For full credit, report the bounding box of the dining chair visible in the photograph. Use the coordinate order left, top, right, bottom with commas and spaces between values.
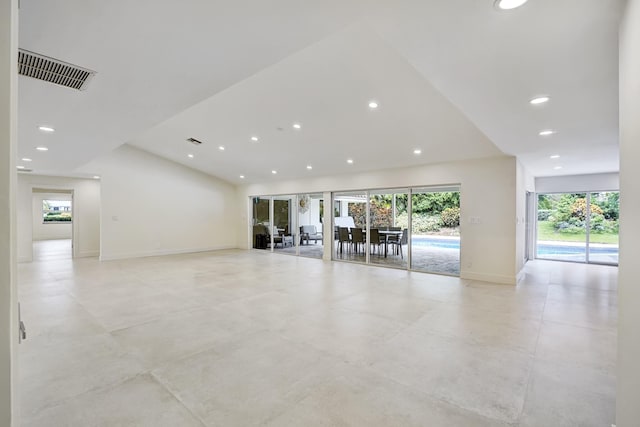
389, 228, 409, 259
351, 228, 365, 253
337, 227, 351, 254
369, 228, 382, 256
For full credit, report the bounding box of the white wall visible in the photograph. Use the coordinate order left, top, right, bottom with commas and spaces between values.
618, 1, 640, 424
31, 192, 72, 241
17, 175, 101, 262
238, 156, 519, 284
0, 0, 18, 424
86, 145, 238, 260
535, 172, 619, 194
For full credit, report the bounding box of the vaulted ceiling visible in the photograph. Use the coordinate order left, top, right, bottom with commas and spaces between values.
17, 0, 623, 183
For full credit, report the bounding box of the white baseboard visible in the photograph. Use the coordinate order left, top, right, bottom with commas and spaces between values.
99, 245, 237, 261
460, 270, 516, 285
77, 250, 99, 258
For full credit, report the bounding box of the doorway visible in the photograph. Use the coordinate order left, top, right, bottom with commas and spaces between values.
32, 188, 74, 261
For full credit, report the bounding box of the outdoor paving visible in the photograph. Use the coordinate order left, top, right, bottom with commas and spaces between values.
274, 241, 461, 276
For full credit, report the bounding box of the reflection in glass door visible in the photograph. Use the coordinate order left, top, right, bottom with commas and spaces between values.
410, 187, 460, 275
251, 197, 271, 250
588, 192, 619, 265
273, 195, 297, 255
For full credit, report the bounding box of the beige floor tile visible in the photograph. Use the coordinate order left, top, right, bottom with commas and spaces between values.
22, 374, 204, 427
367, 331, 533, 423
112, 305, 263, 368
20, 333, 146, 418
278, 307, 408, 363
264, 365, 510, 427
535, 320, 617, 372
152, 330, 343, 426
519, 359, 616, 427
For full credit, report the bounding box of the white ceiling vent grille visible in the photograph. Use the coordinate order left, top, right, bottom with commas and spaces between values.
18, 49, 96, 91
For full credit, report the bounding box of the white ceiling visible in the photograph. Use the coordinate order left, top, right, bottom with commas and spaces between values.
17, 0, 623, 183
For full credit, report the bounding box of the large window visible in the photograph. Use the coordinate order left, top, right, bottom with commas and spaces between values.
42, 200, 72, 223
536, 192, 619, 265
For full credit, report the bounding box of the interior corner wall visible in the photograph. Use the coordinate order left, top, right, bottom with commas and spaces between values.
618, 0, 640, 424
0, 0, 18, 424
515, 161, 534, 277
17, 175, 101, 262
31, 193, 72, 241
237, 156, 519, 285
90, 145, 238, 260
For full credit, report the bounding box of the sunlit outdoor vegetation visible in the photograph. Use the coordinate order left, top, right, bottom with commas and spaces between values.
537, 193, 619, 243
347, 192, 460, 235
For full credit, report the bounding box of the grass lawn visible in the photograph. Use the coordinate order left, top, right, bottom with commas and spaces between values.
537, 221, 619, 244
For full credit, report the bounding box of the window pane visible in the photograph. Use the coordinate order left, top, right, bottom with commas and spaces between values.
369, 189, 408, 269
42, 199, 72, 223
588, 192, 619, 265
333, 191, 366, 263
410, 189, 460, 275
536, 193, 587, 262
298, 193, 323, 259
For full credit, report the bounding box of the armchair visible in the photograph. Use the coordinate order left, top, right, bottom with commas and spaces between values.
300, 225, 323, 245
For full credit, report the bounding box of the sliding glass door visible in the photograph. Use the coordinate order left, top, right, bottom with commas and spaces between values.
273, 195, 297, 255
368, 189, 408, 269
297, 193, 324, 259
333, 191, 367, 264
536, 192, 618, 265
410, 187, 460, 275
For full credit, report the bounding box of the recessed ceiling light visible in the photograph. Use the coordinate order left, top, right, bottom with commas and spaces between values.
17, 165, 25, 169
271, 170, 277, 174
293, 123, 302, 130
306, 165, 312, 170
530, 96, 550, 105
414, 149, 422, 155
22, 158, 32, 162
251, 136, 259, 142
368, 101, 378, 109
187, 154, 194, 158
36, 146, 48, 151
38, 126, 55, 132
347, 159, 354, 164
218, 146, 225, 151
550, 154, 560, 159
554, 166, 563, 170
495, 0, 529, 10
93, 176, 100, 179
240, 175, 245, 179
539, 130, 556, 136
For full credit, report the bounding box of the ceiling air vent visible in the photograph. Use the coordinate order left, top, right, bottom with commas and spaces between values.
187, 137, 203, 145
17, 168, 33, 173
18, 49, 96, 91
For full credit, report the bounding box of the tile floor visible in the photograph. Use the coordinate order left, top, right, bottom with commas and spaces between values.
18, 241, 618, 426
